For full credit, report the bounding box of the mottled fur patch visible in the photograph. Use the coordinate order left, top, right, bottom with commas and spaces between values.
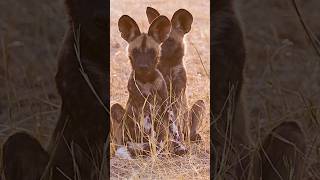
128, 33, 160, 56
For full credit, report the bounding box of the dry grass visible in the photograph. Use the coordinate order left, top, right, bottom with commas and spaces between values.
110, 0, 210, 179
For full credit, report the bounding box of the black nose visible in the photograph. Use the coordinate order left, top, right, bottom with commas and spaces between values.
137, 65, 149, 72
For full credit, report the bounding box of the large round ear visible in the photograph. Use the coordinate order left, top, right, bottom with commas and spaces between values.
148, 15, 171, 44
171, 9, 193, 34
146, 7, 160, 24
118, 15, 141, 42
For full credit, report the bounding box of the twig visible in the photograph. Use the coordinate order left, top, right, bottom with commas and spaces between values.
189, 40, 209, 78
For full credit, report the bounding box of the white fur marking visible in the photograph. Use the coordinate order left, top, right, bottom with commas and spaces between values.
171, 123, 179, 136
144, 115, 152, 134
115, 146, 132, 160
176, 143, 186, 151
157, 140, 165, 155
168, 110, 181, 141
168, 110, 175, 121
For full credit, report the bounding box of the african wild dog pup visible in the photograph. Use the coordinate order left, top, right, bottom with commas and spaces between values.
111, 14, 187, 157
146, 7, 205, 143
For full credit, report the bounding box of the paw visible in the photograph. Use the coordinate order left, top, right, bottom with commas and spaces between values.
127, 142, 151, 157
190, 133, 202, 143
172, 143, 188, 156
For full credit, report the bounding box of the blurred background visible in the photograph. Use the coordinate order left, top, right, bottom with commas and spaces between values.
0, 0, 66, 146
237, 0, 320, 178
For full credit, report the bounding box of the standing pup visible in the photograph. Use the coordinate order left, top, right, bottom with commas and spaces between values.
111, 14, 187, 157
146, 7, 205, 143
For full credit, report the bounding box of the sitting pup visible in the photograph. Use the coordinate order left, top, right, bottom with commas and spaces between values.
146, 7, 205, 143
111, 14, 187, 157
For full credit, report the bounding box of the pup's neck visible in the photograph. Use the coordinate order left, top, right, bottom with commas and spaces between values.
133, 69, 158, 84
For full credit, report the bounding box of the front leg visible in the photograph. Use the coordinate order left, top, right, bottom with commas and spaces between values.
157, 78, 187, 156
142, 112, 156, 144
143, 114, 152, 136
168, 108, 187, 156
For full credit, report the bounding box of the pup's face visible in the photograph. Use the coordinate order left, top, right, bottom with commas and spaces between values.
118, 15, 171, 76
127, 34, 160, 76
146, 7, 193, 60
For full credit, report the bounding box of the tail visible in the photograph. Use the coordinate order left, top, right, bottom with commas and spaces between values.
182, 99, 205, 142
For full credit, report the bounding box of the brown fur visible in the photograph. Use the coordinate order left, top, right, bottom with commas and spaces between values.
2, 0, 108, 179
111, 15, 187, 156
146, 7, 205, 143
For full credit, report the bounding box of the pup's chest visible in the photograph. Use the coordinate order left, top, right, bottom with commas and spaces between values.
160, 65, 185, 86
135, 76, 164, 98
138, 82, 156, 97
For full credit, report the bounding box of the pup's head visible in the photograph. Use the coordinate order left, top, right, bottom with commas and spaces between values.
146, 7, 193, 61
118, 15, 171, 76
